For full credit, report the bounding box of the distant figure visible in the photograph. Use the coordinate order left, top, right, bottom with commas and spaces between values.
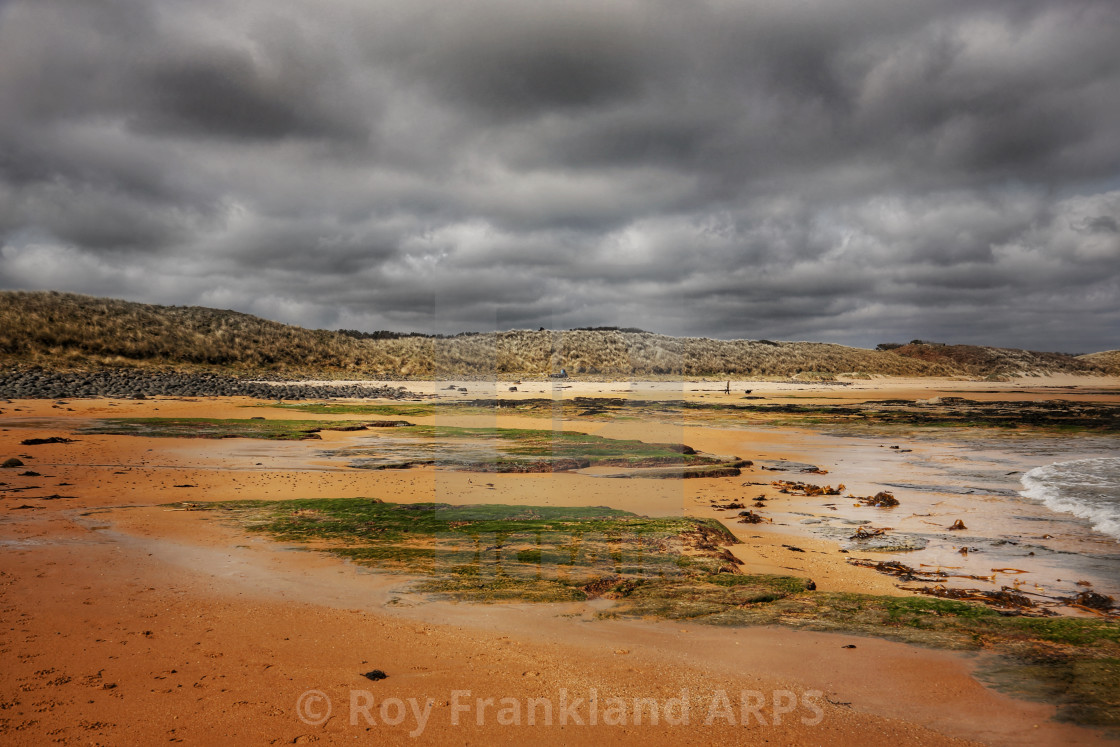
549, 369, 568, 379
725, 380, 730, 394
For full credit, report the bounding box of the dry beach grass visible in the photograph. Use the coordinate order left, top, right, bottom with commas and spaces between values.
3, 290, 1116, 378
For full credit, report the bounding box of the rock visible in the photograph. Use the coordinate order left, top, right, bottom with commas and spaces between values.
0, 368, 425, 401
2, 458, 25, 469
362, 669, 388, 681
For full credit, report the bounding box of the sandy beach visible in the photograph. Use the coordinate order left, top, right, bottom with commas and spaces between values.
5, 0, 1120, 741
1, 376, 1118, 744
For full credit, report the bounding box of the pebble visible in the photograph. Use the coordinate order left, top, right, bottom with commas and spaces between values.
0, 369, 420, 401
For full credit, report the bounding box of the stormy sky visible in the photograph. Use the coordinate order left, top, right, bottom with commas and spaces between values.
1, 0, 1118, 351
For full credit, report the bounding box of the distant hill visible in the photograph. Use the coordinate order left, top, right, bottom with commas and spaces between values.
885, 342, 1107, 377
1078, 350, 1120, 376
0, 291, 1112, 379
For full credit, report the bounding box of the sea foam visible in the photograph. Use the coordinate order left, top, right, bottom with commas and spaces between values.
1021, 457, 1120, 540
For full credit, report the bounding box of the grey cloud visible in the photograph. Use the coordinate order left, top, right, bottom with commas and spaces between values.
1084, 216, 1119, 234
1, 0, 1119, 351
404, 9, 653, 118
134, 51, 354, 142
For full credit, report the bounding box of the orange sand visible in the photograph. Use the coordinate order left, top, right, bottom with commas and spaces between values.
1, 381, 1117, 744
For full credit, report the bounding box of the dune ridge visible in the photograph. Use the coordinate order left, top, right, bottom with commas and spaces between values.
1, 290, 1114, 378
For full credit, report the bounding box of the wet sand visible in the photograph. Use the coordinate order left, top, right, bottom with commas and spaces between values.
1, 377, 1118, 744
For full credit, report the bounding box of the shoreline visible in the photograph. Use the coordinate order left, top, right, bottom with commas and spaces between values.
2, 378, 1118, 742
4, 385, 1118, 601
3, 499, 1085, 745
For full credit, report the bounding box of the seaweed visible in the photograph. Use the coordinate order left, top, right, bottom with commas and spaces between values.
274, 396, 1120, 434
212, 498, 746, 604
201, 497, 1120, 728
78, 417, 370, 440
854, 491, 900, 507
771, 480, 845, 496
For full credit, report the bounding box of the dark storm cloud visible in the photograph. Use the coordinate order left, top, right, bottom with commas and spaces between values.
1, 0, 1119, 351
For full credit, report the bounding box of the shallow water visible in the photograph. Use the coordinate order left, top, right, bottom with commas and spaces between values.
774, 428, 1120, 602
1021, 457, 1120, 540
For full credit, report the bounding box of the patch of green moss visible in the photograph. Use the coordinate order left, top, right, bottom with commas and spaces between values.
276, 397, 1120, 434
978, 654, 1120, 729
83, 416, 734, 475
205, 497, 1120, 729
214, 498, 741, 604
271, 402, 441, 417
351, 424, 712, 464
79, 417, 365, 440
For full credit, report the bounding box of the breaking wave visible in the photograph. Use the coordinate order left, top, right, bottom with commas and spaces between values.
1020, 457, 1120, 540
